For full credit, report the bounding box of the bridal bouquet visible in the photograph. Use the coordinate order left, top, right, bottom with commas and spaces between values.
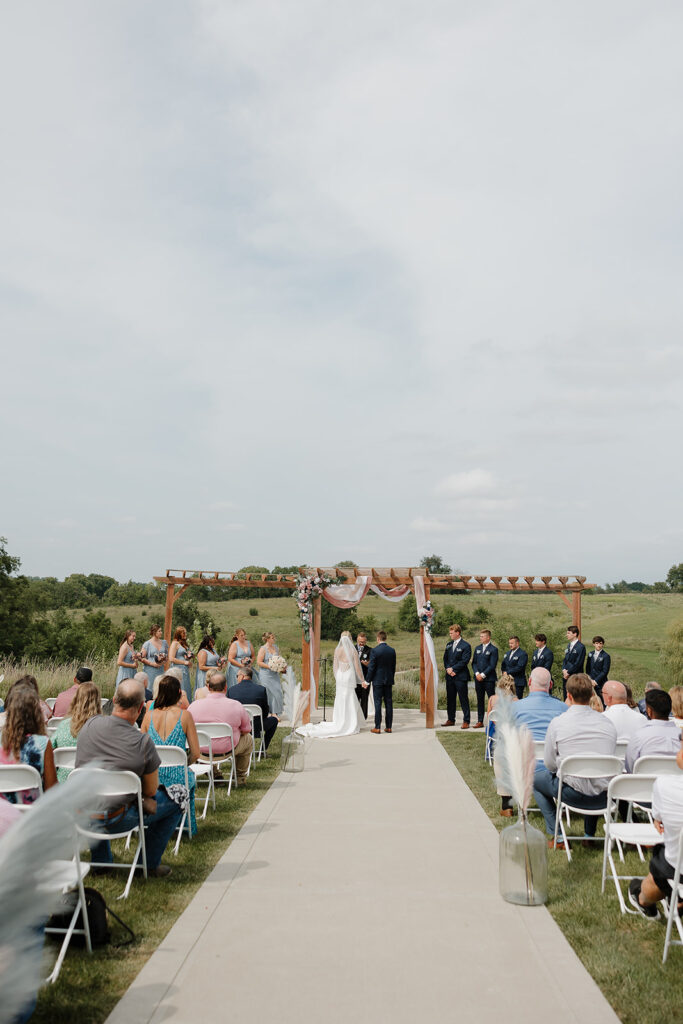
268, 655, 287, 674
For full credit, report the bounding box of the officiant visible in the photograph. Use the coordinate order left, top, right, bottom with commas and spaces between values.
355, 632, 372, 719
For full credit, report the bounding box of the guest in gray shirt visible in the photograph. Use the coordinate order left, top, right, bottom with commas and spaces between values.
625, 689, 681, 772
533, 673, 617, 843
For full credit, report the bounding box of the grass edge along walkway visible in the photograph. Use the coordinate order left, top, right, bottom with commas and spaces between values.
438, 731, 683, 1024
30, 730, 286, 1024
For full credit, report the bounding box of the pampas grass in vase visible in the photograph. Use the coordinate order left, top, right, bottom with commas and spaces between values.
493, 696, 548, 906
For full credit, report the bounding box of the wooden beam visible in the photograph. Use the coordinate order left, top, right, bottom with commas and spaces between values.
163, 584, 174, 650
572, 590, 582, 633
557, 592, 573, 612
312, 595, 322, 709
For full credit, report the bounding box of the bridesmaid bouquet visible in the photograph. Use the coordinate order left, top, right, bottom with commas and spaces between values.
269, 655, 287, 674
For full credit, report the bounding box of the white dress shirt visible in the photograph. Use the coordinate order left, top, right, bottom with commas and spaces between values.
603, 703, 648, 742
625, 719, 682, 772
544, 704, 617, 795
652, 775, 683, 868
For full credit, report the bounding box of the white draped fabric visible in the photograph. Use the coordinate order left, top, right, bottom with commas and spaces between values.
369, 584, 410, 602
414, 576, 439, 710
323, 576, 372, 608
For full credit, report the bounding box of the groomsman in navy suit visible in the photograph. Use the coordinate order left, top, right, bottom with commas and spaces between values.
501, 636, 529, 700
586, 635, 611, 706
471, 629, 498, 727
531, 633, 554, 691
441, 623, 472, 729
561, 625, 586, 698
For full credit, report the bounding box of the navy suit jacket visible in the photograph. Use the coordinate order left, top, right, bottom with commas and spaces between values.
366, 643, 396, 686
562, 641, 586, 676
228, 679, 273, 734
501, 647, 528, 682
586, 650, 610, 687
443, 638, 471, 682
531, 647, 554, 673
472, 643, 498, 683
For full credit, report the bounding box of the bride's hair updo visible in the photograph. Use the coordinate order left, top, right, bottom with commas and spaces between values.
340, 630, 352, 639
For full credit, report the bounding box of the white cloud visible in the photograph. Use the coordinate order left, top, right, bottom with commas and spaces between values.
410, 518, 452, 533
435, 469, 496, 498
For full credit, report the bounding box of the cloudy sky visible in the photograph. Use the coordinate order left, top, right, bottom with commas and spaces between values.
2, 1, 682, 585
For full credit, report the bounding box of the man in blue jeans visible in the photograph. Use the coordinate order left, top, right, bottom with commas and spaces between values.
76, 678, 181, 877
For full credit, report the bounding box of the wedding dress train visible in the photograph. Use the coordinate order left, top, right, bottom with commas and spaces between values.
297, 635, 364, 739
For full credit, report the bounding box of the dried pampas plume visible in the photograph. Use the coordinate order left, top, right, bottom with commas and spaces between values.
492, 695, 536, 813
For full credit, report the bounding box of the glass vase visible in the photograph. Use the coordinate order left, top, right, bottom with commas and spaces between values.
499, 810, 548, 906
281, 731, 306, 773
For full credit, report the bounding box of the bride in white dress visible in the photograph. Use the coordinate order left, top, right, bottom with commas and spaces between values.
297, 632, 364, 738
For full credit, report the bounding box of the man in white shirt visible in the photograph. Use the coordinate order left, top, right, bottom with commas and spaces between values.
602, 680, 647, 741
625, 689, 681, 772
533, 673, 617, 847
628, 735, 683, 919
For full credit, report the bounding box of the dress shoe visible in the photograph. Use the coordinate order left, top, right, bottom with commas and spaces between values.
500, 808, 513, 817
371, 728, 381, 734
384, 728, 392, 733
149, 865, 172, 878
547, 839, 565, 851
441, 720, 455, 727
473, 721, 484, 729
460, 722, 470, 730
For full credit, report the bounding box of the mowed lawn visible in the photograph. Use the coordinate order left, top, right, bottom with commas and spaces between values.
91, 591, 683, 694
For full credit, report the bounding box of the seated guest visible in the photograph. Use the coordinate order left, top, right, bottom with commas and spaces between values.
228, 668, 279, 750
514, 667, 566, 741
0, 676, 52, 725
134, 671, 154, 726
142, 675, 200, 837
669, 685, 683, 729
532, 673, 617, 848
0, 683, 57, 803
75, 678, 181, 877
623, 682, 638, 709
158, 667, 190, 709
188, 673, 253, 784
488, 674, 517, 818
193, 667, 220, 702
588, 686, 604, 713
54, 666, 93, 718
51, 682, 102, 782
625, 689, 681, 772
602, 680, 647, 741
628, 734, 683, 919
638, 681, 662, 716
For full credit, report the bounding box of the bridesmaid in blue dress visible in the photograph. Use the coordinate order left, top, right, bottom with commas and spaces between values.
195, 635, 224, 691
227, 629, 255, 690
168, 626, 194, 702
140, 624, 168, 691
115, 629, 139, 688
141, 675, 200, 837
256, 631, 285, 715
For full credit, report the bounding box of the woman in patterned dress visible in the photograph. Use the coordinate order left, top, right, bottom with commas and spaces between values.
141, 675, 200, 836
0, 683, 57, 803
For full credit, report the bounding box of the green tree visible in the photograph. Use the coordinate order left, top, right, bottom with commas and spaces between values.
335, 560, 358, 569
419, 554, 452, 574
398, 594, 419, 632
320, 601, 357, 640
0, 538, 34, 657
666, 564, 683, 591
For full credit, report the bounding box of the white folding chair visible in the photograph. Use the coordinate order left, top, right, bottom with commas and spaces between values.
615, 739, 629, 765
53, 747, 77, 774
68, 767, 147, 900
42, 839, 92, 983
45, 697, 57, 712
244, 704, 266, 764
155, 745, 192, 854
601, 774, 660, 912
190, 730, 215, 819
0, 763, 43, 809
634, 755, 682, 776
553, 754, 624, 861
47, 717, 65, 737
193, 722, 237, 796
533, 739, 545, 762
484, 709, 497, 765
663, 826, 683, 963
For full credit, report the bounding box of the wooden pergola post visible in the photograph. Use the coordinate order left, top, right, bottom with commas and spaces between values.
572, 590, 582, 634
312, 594, 322, 709
424, 583, 434, 729
163, 584, 174, 647
419, 628, 426, 713
301, 627, 311, 725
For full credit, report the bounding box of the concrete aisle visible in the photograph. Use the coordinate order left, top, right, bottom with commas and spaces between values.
105, 710, 619, 1024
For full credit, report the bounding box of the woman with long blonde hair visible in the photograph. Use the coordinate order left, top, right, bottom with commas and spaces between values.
50, 682, 102, 782
0, 683, 57, 802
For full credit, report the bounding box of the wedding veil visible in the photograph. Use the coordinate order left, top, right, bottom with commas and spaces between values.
334, 632, 365, 686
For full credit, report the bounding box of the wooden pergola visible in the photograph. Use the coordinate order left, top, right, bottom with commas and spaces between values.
154, 568, 595, 728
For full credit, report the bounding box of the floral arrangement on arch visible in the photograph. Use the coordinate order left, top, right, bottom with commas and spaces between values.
268, 654, 288, 674
294, 571, 343, 641
419, 601, 435, 636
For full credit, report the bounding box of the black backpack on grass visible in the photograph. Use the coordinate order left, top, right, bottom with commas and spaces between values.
48, 886, 135, 948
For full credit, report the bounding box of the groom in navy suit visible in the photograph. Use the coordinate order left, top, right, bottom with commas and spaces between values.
366, 630, 396, 733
